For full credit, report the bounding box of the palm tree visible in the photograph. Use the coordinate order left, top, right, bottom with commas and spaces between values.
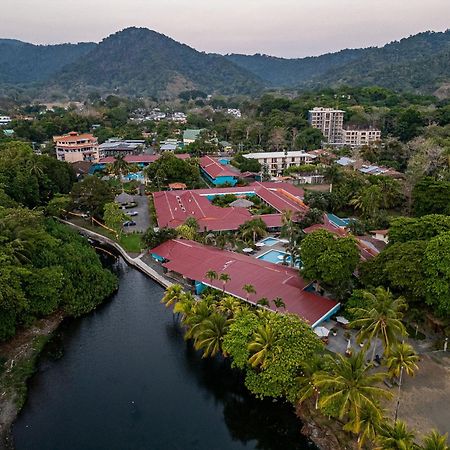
348, 406, 384, 449
350, 287, 408, 361
184, 301, 212, 341
219, 273, 231, 294
314, 351, 392, 431
420, 430, 449, 450
248, 323, 277, 369
110, 154, 130, 191
323, 164, 342, 193
205, 270, 218, 286
350, 185, 383, 218
217, 296, 242, 318
257, 297, 270, 307
238, 218, 267, 244
272, 297, 286, 309
375, 420, 416, 450
161, 284, 185, 308
296, 354, 323, 409
386, 343, 419, 423
194, 313, 230, 358
242, 284, 256, 302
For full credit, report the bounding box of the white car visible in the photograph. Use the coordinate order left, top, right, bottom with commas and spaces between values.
128, 211, 139, 217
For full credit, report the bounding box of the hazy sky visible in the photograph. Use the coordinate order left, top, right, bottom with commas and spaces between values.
1, 0, 449, 58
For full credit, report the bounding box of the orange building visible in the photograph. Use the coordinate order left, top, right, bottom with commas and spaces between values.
54, 131, 100, 163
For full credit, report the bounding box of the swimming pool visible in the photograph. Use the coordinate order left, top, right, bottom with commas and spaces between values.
257, 249, 302, 268
124, 171, 145, 182
259, 237, 281, 246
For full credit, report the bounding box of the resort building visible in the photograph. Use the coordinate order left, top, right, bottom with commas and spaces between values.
54, 132, 100, 163
95, 153, 190, 170
342, 128, 381, 148
199, 156, 240, 186
243, 151, 317, 177
150, 239, 340, 327
152, 182, 308, 232
0, 116, 11, 126
99, 139, 146, 158
308, 107, 344, 146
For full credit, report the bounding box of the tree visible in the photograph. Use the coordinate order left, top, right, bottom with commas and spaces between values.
388, 215, 450, 245
257, 297, 270, 307
300, 230, 359, 296
412, 178, 450, 216
296, 354, 323, 408
205, 270, 218, 286
295, 127, 324, 150
103, 202, 129, 236
350, 185, 383, 218
420, 430, 449, 450
194, 313, 230, 358
161, 284, 185, 308
238, 218, 267, 244
109, 154, 131, 191
242, 284, 256, 301
248, 324, 277, 369
314, 352, 391, 434
219, 273, 231, 293
142, 227, 177, 249
45, 194, 71, 218
70, 176, 114, 218
272, 297, 286, 309
375, 420, 416, 450
350, 287, 407, 360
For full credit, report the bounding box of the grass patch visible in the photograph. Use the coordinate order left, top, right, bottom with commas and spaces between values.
119, 233, 143, 253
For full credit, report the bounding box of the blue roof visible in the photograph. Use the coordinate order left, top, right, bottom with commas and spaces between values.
327, 213, 350, 228
336, 157, 356, 166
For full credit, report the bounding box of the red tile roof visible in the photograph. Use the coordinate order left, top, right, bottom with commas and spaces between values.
153, 182, 308, 232
199, 156, 238, 179
151, 239, 339, 326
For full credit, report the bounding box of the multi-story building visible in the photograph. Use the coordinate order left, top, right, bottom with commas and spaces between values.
244, 151, 316, 176
308, 108, 344, 146
99, 138, 145, 158
54, 132, 100, 163
0, 116, 11, 126
342, 128, 381, 148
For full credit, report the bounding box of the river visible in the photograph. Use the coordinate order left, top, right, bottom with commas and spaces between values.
12, 258, 317, 450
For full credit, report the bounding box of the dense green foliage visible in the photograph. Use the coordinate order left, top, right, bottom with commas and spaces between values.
0, 209, 117, 341
70, 176, 114, 218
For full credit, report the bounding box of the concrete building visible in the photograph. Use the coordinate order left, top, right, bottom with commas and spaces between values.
99, 138, 146, 158
342, 128, 381, 148
199, 156, 240, 186
243, 151, 316, 176
54, 131, 99, 163
0, 116, 11, 126
308, 108, 344, 146
183, 129, 204, 145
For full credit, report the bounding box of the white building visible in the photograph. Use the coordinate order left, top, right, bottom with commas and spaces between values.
342, 128, 381, 148
171, 112, 187, 123
54, 132, 100, 163
226, 108, 242, 119
244, 151, 316, 176
0, 116, 12, 126
308, 108, 344, 146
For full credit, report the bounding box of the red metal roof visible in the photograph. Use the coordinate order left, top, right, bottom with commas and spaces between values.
199, 156, 239, 179
151, 239, 339, 326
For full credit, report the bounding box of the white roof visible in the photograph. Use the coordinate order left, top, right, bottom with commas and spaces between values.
243, 151, 317, 160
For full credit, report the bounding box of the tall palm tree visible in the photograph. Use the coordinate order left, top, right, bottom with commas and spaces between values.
420, 430, 449, 450
386, 343, 419, 423
323, 164, 342, 193
205, 270, 218, 286
348, 406, 384, 449
238, 218, 267, 244
110, 154, 130, 191
257, 297, 270, 307
217, 296, 243, 318
161, 284, 185, 308
375, 420, 416, 450
248, 323, 277, 369
242, 284, 256, 302
219, 273, 231, 294
296, 354, 323, 409
272, 297, 286, 309
314, 351, 392, 431
184, 301, 212, 341
194, 313, 230, 358
350, 287, 408, 360
350, 185, 383, 218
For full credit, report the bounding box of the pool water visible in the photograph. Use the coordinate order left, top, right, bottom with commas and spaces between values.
124, 171, 145, 182
259, 237, 280, 246
257, 250, 302, 268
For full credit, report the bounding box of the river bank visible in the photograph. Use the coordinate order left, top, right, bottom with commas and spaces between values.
0, 312, 64, 449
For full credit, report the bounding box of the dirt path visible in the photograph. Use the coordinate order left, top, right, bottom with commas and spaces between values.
0, 313, 64, 449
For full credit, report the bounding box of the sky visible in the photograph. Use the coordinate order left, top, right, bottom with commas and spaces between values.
1, 0, 449, 58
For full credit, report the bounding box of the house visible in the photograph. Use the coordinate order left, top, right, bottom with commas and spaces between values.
183, 129, 204, 145
0, 116, 12, 126
99, 139, 146, 158
199, 156, 240, 186
370, 229, 389, 244
150, 239, 340, 327
95, 153, 190, 171
243, 151, 317, 176
54, 131, 100, 163
219, 141, 233, 152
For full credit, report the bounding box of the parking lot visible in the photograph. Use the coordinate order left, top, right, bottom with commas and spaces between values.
123, 195, 150, 234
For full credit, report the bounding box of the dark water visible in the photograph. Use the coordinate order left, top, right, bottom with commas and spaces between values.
13, 259, 317, 450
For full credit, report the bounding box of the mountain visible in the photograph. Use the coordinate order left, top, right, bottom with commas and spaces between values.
226, 30, 450, 94
0, 28, 449, 98
0, 40, 96, 84
52, 27, 265, 97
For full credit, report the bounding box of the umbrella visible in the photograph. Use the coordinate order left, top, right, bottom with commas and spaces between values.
242, 248, 254, 253
277, 255, 285, 260
314, 326, 330, 337
346, 338, 351, 351
336, 316, 350, 325
278, 238, 289, 243
255, 242, 265, 247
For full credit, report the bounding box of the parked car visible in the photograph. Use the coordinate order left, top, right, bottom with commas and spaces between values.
123, 220, 137, 227
128, 211, 139, 217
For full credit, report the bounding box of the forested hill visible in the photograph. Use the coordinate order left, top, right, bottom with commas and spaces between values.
53, 27, 265, 98
226, 30, 450, 94
0, 39, 95, 84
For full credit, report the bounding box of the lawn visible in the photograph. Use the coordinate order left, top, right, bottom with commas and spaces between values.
119, 233, 144, 253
